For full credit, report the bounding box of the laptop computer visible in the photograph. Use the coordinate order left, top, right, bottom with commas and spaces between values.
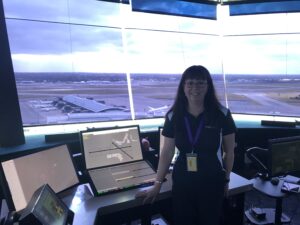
79, 125, 157, 196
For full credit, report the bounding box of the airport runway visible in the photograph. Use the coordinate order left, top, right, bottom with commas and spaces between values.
16, 75, 300, 125
241, 93, 299, 112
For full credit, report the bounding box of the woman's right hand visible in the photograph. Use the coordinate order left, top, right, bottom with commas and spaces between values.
135, 182, 162, 204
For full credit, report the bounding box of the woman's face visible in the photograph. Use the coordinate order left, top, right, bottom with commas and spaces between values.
183, 78, 208, 105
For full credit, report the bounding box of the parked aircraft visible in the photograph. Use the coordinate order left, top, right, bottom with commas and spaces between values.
147, 105, 169, 113
146, 105, 169, 117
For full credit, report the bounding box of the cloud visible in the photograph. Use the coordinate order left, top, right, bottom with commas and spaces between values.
3, 0, 69, 22
4, 0, 300, 74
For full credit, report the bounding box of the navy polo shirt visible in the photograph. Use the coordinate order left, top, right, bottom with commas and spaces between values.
162, 106, 236, 175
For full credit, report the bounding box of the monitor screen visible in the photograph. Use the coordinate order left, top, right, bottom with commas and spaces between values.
0, 144, 79, 211
131, 0, 217, 20
268, 136, 300, 177
159, 127, 179, 164
33, 184, 69, 225
80, 126, 143, 170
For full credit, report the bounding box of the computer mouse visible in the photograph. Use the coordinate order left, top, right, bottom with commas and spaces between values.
271, 177, 280, 185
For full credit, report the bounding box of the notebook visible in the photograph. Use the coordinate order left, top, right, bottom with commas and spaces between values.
284, 175, 300, 184
80, 125, 157, 196
281, 181, 300, 193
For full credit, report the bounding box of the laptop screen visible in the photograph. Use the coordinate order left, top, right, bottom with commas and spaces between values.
0, 144, 79, 211
81, 126, 143, 170
88, 160, 156, 195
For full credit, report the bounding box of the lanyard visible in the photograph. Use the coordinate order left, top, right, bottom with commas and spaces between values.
184, 114, 205, 153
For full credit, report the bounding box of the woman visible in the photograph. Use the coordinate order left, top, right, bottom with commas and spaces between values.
136, 65, 236, 225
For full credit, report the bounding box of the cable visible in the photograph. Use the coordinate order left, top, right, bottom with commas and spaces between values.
245, 147, 269, 177
245, 146, 268, 152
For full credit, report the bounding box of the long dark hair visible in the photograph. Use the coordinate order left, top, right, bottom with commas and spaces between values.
167, 65, 222, 122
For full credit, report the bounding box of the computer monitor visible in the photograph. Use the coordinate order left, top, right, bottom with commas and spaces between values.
159, 127, 179, 165
268, 135, 300, 177
0, 144, 79, 211
18, 184, 74, 225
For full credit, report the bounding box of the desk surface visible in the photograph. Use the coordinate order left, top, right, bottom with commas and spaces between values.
252, 177, 287, 198
67, 172, 252, 225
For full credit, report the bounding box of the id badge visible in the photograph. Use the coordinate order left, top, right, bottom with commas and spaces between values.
186, 153, 198, 172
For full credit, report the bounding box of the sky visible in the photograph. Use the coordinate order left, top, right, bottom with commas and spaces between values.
3, 0, 300, 75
